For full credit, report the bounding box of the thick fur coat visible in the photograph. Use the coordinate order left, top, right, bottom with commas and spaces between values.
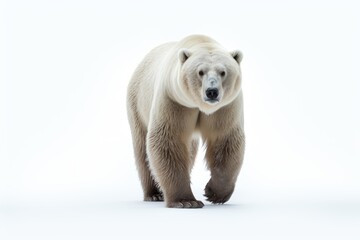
127, 35, 245, 208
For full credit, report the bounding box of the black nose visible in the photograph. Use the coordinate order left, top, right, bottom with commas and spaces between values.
206, 88, 219, 100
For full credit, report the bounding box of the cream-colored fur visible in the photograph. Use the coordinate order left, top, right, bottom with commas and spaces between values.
127, 35, 245, 208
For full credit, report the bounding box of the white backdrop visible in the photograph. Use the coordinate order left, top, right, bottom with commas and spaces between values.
1, 0, 360, 239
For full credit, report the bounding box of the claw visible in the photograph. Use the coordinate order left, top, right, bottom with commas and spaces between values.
167, 200, 204, 208
144, 193, 164, 202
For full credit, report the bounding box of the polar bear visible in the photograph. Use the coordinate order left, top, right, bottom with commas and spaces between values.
127, 35, 245, 208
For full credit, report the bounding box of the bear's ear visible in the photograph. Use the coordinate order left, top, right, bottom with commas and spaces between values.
178, 48, 192, 64
231, 50, 243, 64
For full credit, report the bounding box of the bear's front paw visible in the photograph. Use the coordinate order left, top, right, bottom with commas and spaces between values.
204, 180, 234, 204
144, 193, 164, 202
167, 200, 204, 208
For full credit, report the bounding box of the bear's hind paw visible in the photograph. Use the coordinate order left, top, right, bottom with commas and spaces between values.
144, 193, 164, 202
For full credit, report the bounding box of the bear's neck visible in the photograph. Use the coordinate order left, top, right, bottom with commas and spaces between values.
165, 64, 197, 109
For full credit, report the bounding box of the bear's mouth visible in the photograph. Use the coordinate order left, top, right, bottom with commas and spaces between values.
204, 98, 220, 104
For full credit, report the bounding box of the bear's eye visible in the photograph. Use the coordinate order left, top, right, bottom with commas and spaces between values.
220, 71, 226, 77
198, 70, 204, 77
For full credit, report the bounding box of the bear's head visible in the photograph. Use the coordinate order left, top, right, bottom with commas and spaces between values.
178, 48, 243, 114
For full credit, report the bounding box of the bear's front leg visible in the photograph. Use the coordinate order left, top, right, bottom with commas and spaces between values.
146, 108, 203, 208
204, 126, 245, 204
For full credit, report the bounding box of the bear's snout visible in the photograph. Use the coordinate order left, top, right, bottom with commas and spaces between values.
205, 88, 219, 101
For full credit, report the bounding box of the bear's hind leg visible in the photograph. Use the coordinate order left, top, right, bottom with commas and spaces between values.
133, 126, 163, 201
128, 109, 163, 201
189, 138, 199, 169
